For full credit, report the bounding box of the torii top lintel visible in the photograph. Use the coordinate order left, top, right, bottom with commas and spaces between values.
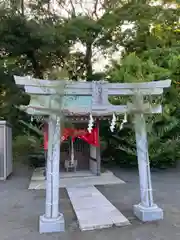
14, 76, 171, 116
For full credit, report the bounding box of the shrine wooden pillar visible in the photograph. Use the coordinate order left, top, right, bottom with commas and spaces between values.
89, 120, 101, 175
96, 119, 101, 176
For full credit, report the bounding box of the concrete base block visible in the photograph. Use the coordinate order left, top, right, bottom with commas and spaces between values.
133, 204, 163, 222
39, 213, 65, 233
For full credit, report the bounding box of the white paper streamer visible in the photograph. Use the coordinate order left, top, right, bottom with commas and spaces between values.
110, 113, 116, 132
88, 114, 94, 133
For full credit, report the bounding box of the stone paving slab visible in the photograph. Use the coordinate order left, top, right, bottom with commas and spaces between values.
66, 186, 130, 231
29, 170, 125, 189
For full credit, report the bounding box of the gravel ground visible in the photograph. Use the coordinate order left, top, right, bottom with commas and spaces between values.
1, 163, 180, 240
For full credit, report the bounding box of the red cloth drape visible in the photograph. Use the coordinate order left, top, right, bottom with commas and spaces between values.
43, 125, 99, 149
77, 128, 99, 147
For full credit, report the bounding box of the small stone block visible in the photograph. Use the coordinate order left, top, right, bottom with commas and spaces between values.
39, 214, 65, 233
133, 204, 163, 222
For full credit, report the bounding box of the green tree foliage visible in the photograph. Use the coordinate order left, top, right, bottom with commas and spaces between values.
100, 1, 180, 169
0, 3, 71, 138
103, 50, 180, 169
108, 53, 170, 83
0, 14, 71, 78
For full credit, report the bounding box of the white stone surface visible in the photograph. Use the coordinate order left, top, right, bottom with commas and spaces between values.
31, 167, 45, 181
31, 168, 115, 181
29, 168, 125, 189
67, 186, 130, 231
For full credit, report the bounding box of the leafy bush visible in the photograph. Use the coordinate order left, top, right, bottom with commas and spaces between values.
102, 116, 180, 169
13, 134, 45, 167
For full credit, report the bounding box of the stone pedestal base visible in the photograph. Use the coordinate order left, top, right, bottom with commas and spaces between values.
39, 214, 65, 233
133, 204, 163, 222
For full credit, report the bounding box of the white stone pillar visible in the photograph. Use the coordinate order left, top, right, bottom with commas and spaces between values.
51, 116, 61, 218
39, 115, 65, 233
45, 117, 53, 218
133, 113, 163, 222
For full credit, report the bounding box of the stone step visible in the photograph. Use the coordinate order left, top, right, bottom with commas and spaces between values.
31, 168, 114, 181
29, 174, 125, 189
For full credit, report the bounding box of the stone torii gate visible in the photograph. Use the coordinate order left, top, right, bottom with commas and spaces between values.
14, 76, 171, 233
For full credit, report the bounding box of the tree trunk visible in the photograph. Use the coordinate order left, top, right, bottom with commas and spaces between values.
26, 51, 44, 79
47, 0, 51, 12
21, 0, 24, 16
84, 43, 93, 81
